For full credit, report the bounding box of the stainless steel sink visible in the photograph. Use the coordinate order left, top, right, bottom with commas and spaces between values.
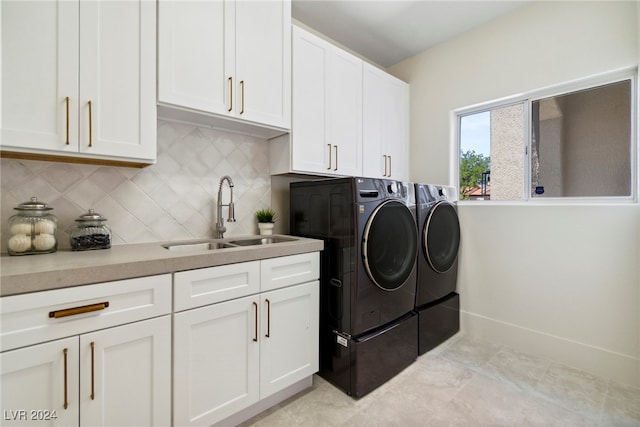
163, 236, 298, 252
228, 236, 296, 246
163, 241, 236, 252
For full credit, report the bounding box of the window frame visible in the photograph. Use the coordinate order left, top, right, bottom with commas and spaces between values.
452, 67, 638, 204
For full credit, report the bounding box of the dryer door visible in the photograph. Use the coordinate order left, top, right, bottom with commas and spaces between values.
424, 202, 460, 273
362, 200, 417, 291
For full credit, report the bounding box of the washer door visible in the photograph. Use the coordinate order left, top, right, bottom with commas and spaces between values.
424, 202, 460, 273
363, 200, 417, 291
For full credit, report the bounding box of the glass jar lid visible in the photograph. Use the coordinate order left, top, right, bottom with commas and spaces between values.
75, 209, 107, 223
14, 197, 53, 211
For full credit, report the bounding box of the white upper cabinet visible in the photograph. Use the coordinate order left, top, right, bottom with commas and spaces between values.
325, 46, 363, 177
235, 0, 291, 129
0, 0, 157, 164
362, 63, 410, 181
78, 1, 157, 161
158, 0, 291, 136
270, 25, 362, 176
0, 1, 78, 154
157, 1, 229, 117
286, 27, 328, 174
271, 25, 409, 179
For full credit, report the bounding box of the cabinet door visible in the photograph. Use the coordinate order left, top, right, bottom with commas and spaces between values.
385, 76, 410, 181
0, 0, 79, 153
235, 0, 290, 128
363, 64, 410, 180
362, 64, 387, 178
79, 0, 156, 161
0, 337, 79, 427
291, 26, 330, 174
173, 296, 259, 427
80, 316, 171, 427
157, 0, 232, 117
291, 26, 362, 176
260, 281, 319, 398
327, 48, 363, 177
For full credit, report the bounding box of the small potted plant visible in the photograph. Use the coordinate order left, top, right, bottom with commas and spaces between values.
255, 208, 277, 235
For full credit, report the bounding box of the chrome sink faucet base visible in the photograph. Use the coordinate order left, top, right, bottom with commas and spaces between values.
215, 176, 236, 238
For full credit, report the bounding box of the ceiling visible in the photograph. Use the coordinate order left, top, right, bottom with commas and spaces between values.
292, 0, 534, 68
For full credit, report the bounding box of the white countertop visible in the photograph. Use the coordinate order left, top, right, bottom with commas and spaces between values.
0, 235, 324, 296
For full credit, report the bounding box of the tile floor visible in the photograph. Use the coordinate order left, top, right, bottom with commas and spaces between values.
242, 333, 640, 427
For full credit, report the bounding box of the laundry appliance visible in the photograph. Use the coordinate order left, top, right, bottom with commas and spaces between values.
414, 184, 461, 354
290, 177, 418, 397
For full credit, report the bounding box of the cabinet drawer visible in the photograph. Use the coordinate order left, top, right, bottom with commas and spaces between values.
173, 261, 260, 311
0, 275, 171, 352
260, 252, 320, 292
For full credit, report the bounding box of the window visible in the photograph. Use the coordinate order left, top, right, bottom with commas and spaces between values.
460, 104, 525, 201
457, 72, 635, 202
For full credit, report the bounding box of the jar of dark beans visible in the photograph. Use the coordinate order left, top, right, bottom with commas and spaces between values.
69, 209, 111, 251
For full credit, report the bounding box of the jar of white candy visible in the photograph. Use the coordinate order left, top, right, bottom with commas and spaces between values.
7, 197, 58, 255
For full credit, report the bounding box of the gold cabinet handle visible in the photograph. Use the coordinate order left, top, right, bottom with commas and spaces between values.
87, 100, 93, 147
63, 348, 69, 409
334, 145, 338, 171
228, 77, 233, 112
252, 301, 258, 342
388, 155, 392, 177
327, 144, 332, 170
240, 80, 245, 114
265, 299, 271, 338
383, 155, 388, 176
65, 97, 70, 145
90, 342, 95, 400
49, 302, 110, 319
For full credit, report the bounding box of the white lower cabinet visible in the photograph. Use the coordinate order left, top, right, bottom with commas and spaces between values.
0, 316, 171, 427
80, 317, 171, 427
259, 282, 319, 398
173, 295, 259, 427
1, 337, 79, 427
0, 253, 319, 427
173, 253, 320, 427
0, 275, 172, 427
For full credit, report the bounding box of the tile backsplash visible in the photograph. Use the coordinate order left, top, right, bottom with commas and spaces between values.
0, 120, 273, 252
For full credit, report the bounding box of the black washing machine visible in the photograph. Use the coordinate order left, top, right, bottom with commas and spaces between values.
415, 184, 461, 354
290, 177, 418, 398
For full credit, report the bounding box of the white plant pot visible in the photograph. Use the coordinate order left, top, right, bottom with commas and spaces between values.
258, 222, 274, 235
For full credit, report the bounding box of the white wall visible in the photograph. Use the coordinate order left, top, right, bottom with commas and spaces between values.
390, 1, 640, 386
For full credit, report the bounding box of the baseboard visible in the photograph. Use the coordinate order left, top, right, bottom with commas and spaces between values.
214, 376, 314, 427
460, 311, 640, 388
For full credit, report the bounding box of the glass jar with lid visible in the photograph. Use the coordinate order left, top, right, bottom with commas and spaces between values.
69, 209, 111, 251
7, 197, 58, 255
